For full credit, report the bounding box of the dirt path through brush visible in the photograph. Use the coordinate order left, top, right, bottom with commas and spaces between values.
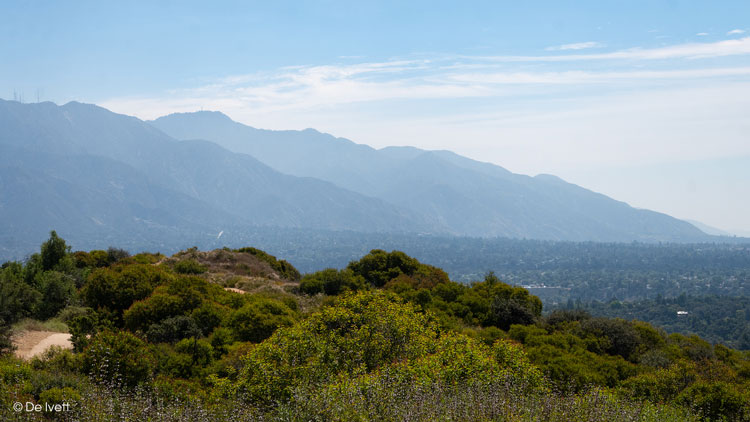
13, 331, 73, 359
224, 287, 246, 294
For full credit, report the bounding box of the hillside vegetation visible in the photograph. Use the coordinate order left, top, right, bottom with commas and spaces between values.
212, 228, 750, 300
2, 233, 750, 421
562, 295, 750, 350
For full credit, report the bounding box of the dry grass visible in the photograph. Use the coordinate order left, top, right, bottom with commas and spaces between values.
159, 249, 299, 297
12, 318, 68, 334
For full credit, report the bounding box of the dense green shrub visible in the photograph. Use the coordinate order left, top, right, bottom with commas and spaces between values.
299, 276, 324, 294
228, 298, 296, 343
209, 327, 233, 359
73, 247, 130, 269
68, 307, 112, 352
124, 292, 185, 332
81, 264, 173, 325
545, 309, 592, 327
124, 276, 234, 333
30, 347, 82, 374
621, 360, 697, 403
299, 268, 365, 295
668, 333, 715, 361
147, 316, 201, 344
106, 247, 131, 263
347, 249, 421, 287
677, 381, 749, 421
508, 324, 638, 390
0, 264, 41, 324
175, 337, 214, 367
73, 250, 111, 268
174, 259, 208, 274
35, 270, 77, 320
191, 301, 230, 336
577, 317, 643, 361
82, 330, 156, 387
236, 292, 440, 403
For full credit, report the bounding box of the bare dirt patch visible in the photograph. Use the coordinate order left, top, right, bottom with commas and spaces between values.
13, 331, 73, 360
224, 287, 246, 294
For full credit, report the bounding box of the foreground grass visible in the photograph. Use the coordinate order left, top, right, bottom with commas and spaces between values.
274, 379, 696, 422
1, 379, 695, 422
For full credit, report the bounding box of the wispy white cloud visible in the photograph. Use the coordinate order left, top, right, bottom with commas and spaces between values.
98, 37, 750, 232
100, 36, 750, 173
545, 41, 604, 51
444, 67, 750, 85
696, 32, 709, 36
474, 37, 750, 62
102, 59, 750, 123
102, 38, 750, 121
728, 29, 746, 35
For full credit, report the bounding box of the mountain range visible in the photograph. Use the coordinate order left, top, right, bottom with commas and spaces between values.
0, 99, 720, 260
151, 110, 711, 241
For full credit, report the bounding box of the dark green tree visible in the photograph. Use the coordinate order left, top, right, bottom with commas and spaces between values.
146, 315, 201, 344
0, 262, 42, 324
348, 249, 420, 287
40, 230, 69, 271
35, 271, 76, 319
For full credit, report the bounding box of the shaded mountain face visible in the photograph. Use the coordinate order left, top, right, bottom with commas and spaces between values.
151, 111, 710, 242
0, 99, 440, 258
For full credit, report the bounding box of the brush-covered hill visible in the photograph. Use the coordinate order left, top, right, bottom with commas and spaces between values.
152, 110, 711, 242
2, 233, 749, 421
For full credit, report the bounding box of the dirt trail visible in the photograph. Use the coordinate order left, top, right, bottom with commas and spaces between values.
13, 331, 73, 360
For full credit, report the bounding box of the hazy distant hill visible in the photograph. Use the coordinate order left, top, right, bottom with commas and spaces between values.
0, 99, 438, 258
152, 111, 710, 242
0, 141, 243, 256
686, 219, 733, 236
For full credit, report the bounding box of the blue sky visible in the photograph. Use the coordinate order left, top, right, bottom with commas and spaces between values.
2, 1, 749, 234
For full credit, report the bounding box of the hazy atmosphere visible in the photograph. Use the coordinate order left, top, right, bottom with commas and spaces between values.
2, 1, 749, 234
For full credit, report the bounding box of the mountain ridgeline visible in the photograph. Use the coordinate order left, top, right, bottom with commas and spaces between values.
152, 110, 711, 241
0, 99, 432, 258
0, 99, 721, 260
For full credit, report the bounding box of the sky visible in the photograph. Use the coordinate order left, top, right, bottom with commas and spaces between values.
2, 1, 749, 235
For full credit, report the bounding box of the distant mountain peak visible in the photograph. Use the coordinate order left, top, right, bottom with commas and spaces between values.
146, 104, 712, 243
534, 174, 565, 183
159, 110, 233, 122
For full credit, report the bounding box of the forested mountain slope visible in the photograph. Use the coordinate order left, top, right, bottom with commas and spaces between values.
0, 99, 439, 259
